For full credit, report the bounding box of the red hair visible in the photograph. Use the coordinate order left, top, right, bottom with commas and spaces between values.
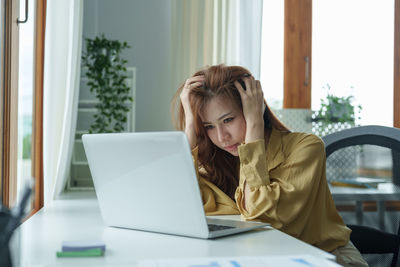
171, 64, 289, 199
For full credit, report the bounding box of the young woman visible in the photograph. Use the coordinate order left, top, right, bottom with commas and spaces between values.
172, 64, 368, 267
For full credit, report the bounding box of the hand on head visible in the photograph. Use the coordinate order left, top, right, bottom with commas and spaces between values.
234, 75, 265, 143
180, 75, 205, 149
180, 76, 205, 109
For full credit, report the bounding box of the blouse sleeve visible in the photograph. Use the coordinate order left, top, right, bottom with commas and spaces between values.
235, 135, 326, 229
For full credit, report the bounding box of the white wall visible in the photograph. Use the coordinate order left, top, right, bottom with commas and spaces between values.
82, 0, 174, 131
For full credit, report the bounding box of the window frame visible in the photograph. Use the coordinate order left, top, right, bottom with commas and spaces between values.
1, 0, 20, 208
394, 0, 400, 128
283, 0, 312, 109
31, 0, 45, 215
1, 0, 45, 215
283, 0, 400, 128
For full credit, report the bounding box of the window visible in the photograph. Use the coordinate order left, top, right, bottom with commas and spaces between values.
1, 0, 20, 208
312, 0, 395, 126
1, 0, 45, 215
17, 0, 35, 202
0, 0, 4, 201
260, 1, 399, 128
260, 1, 284, 110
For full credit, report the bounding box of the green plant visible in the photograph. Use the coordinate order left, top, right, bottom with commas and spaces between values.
81, 34, 132, 133
314, 84, 362, 125
22, 134, 31, 159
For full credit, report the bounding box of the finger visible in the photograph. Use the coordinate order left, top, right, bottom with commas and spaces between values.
234, 80, 246, 96
246, 76, 256, 93
251, 77, 257, 92
188, 75, 205, 82
256, 80, 262, 93
256, 81, 264, 104
184, 81, 203, 90
185, 76, 205, 86
243, 77, 252, 93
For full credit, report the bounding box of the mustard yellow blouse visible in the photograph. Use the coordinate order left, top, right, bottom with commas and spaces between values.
192, 128, 350, 252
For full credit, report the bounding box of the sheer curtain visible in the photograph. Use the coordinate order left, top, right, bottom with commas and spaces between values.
226, 0, 263, 79
43, 0, 83, 204
170, 0, 263, 90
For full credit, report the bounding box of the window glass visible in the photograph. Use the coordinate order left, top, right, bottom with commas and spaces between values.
312, 0, 394, 126
0, 1, 3, 196
0, 1, 3, 83
260, 1, 284, 110
17, 0, 35, 201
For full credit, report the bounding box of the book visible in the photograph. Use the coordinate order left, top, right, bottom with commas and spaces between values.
56, 248, 103, 258
56, 240, 106, 258
61, 240, 106, 252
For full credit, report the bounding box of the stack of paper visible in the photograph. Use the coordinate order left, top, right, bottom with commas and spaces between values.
56, 240, 106, 257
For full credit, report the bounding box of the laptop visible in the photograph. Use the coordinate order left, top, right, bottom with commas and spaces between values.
82, 131, 269, 239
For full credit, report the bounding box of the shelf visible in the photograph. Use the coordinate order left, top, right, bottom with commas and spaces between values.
70, 67, 136, 189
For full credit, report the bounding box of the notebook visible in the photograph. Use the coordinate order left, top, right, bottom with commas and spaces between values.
82, 131, 269, 239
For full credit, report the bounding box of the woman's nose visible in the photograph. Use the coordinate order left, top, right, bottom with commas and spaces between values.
217, 126, 230, 143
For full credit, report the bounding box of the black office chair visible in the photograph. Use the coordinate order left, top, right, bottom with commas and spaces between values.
322, 125, 400, 266
347, 223, 400, 267
322, 125, 400, 184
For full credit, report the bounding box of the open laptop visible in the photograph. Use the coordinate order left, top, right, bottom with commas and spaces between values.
82, 131, 269, 239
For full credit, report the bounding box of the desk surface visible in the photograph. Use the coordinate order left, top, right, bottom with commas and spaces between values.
16, 192, 334, 266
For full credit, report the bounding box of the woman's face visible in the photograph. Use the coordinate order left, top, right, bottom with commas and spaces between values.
200, 96, 246, 156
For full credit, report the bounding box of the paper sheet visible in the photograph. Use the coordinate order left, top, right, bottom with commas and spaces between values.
138, 255, 341, 267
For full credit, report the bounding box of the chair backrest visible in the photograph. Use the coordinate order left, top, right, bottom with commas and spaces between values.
322, 125, 400, 183
322, 125, 400, 157
348, 223, 400, 267
323, 126, 400, 266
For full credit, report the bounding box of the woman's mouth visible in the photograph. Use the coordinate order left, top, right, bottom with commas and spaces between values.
224, 144, 238, 151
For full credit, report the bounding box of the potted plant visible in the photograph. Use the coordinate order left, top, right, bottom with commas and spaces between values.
312, 84, 362, 136
81, 34, 132, 133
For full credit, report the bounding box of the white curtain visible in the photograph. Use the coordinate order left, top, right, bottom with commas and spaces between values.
226, 0, 263, 79
43, 0, 83, 204
170, 0, 263, 89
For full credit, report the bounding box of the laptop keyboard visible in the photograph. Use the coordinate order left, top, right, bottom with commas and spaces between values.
208, 224, 235, 232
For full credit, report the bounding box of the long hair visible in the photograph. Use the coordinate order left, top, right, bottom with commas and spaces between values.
171, 64, 289, 199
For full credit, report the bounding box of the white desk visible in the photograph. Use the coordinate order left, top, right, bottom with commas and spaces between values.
330, 182, 400, 229
15, 192, 334, 266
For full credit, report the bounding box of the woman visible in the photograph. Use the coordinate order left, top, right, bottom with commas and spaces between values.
172, 64, 368, 266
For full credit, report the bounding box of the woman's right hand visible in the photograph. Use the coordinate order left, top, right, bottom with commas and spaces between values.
180, 76, 205, 149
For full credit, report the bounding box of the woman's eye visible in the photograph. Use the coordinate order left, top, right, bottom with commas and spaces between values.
204, 125, 214, 130
223, 117, 234, 123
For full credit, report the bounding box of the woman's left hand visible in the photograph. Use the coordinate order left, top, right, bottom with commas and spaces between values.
234, 76, 265, 143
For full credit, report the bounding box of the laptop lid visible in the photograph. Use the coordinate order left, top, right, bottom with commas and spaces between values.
82, 131, 269, 239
